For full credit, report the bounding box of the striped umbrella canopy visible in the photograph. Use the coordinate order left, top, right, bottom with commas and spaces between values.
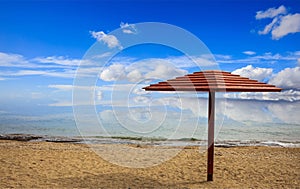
143, 70, 281, 181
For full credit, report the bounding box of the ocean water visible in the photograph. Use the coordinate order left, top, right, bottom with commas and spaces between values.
0, 97, 299, 147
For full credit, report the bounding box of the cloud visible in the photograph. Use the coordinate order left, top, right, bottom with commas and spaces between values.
216, 51, 300, 65
48, 84, 103, 106
269, 67, 300, 90
255, 5, 287, 19
145, 63, 187, 80
0, 52, 32, 67
192, 56, 217, 67
100, 64, 126, 81
0, 67, 76, 78
2, 50, 299, 83
0, 52, 103, 80
214, 54, 232, 60
68, 83, 152, 107
148, 55, 217, 68
13, 70, 47, 76
255, 5, 300, 40
258, 17, 279, 35
0, 53, 204, 82
48, 84, 75, 91
268, 101, 300, 124
225, 100, 274, 123
222, 100, 300, 127
0, 52, 88, 70
48, 84, 104, 92
127, 70, 143, 82
120, 22, 137, 34
242, 51, 256, 55
271, 13, 300, 40
108, 54, 216, 69
232, 65, 273, 81
90, 31, 122, 49
11, 69, 76, 78
33, 56, 81, 66
100, 59, 187, 82
223, 90, 300, 102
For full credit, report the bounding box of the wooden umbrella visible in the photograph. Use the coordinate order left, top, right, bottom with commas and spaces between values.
143, 70, 281, 181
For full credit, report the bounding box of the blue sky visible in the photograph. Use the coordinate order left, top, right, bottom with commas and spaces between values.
0, 0, 300, 138
1, 0, 299, 57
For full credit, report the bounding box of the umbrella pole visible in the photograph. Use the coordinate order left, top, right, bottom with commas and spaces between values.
207, 91, 215, 181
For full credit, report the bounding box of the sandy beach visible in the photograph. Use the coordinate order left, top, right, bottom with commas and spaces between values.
0, 139, 299, 188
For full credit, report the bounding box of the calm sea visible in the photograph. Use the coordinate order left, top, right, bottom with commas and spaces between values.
0, 97, 299, 147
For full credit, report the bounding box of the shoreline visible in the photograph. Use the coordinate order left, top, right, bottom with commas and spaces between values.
1, 133, 299, 148
0, 139, 299, 188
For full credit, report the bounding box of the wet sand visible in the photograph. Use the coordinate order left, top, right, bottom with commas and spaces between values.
0, 140, 299, 188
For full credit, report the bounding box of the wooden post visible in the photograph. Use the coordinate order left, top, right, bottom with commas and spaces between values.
207, 91, 215, 181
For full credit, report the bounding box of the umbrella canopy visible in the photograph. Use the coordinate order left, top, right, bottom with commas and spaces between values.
143, 70, 281, 92
143, 70, 281, 181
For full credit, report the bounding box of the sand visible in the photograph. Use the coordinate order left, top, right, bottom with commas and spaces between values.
0, 140, 299, 188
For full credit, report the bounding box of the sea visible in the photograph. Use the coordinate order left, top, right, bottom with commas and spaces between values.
0, 96, 299, 148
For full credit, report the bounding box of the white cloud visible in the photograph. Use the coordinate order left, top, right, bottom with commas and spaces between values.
145, 63, 187, 80
13, 70, 47, 76
108, 54, 216, 70
217, 51, 300, 65
214, 54, 232, 60
192, 56, 217, 67
256, 5, 287, 19
0, 52, 104, 79
232, 65, 273, 81
269, 67, 300, 90
148, 55, 217, 68
100, 59, 187, 82
120, 22, 137, 34
132, 87, 150, 95
258, 17, 279, 35
10, 69, 76, 78
0, 51, 215, 81
225, 100, 274, 123
33, 56, 81, 66
0, 52, 87, 70
223, 90, 300, 102
268, 101, 300, 124
255, 5, 300, 40
298, 58, 300, 66
133, 95, 151, 104
127, 70, 143, 82
48, 84, 104, 92
242, 51, 256, 55
0, 52, 32, 67
58, 90, 300, 127
48, 84, 75, 91
99, 51, 300, 84
48, 84, 104, 106
162, 97, 205, 118
100, 64, 126, 81
271, 13, 300, 40
90, 31, 122, 49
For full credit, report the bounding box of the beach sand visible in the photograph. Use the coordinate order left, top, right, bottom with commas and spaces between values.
0, 140, 299, 188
